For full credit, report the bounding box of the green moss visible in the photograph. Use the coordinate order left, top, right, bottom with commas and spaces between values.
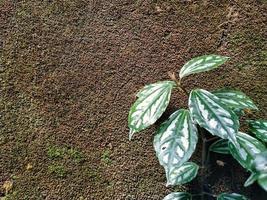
1, 191, 19, 200
47, 146, 66, 159
230, 31, 266, 70
46, 146, 86, 178
67, 148, 85, 163
0, 0, 5, 6
1, 188, 43, 200
101, 150, 112, 165
106, 181, 115, 190
48, 164, 67, 178
47, 145, 85, 163
85, 168, 101, 181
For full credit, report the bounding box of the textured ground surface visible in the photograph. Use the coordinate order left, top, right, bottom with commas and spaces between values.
0, 0, 266, 199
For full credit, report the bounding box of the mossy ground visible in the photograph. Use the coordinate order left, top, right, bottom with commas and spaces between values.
0, 0, 266, 199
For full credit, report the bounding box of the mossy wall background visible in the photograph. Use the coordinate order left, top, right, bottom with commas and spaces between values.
0, 0, 266, 199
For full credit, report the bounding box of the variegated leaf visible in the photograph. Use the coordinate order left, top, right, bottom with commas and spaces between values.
209, 139, 230, 154
213, 89, 258, 110
166, 162, 199, 186
189, 89, 239, 146
258, 174, 267, 192
252, 150, 267, 173
217, 193, 248, 200
128, 81, 176, 140
229, 132, 266, 171
153, 109, 198, 171
244, 172, 259, 187
179, 55, 229, 79
163, 192, 192, 200
135, 81, 171, 98
247, 120, 267, 142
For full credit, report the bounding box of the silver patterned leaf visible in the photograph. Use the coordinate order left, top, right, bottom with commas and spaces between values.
128, 81, 176, 140
166, 162, 199, 186
153, 109, 198, 171
163, 192, 192, 200
209, 139, 230, 154
229, 132, 266, 171
217, 193, 248, 200
244, 172, 259, 187
247, 120, 267, 142
252, 150, 267, 173
189, 89, 239, 146
179, 55, 229, 79
258, 174, 267, 192
213, 89, 258, 110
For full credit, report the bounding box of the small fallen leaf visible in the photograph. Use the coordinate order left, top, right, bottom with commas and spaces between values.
3, 180, 13, 194
216, 160, 226, 167
26, 163, 33, 170
244, 109, 253, 115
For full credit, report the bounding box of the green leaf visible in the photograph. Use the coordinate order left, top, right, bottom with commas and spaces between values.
166, 162, 199, 186
128, 81, 176, 140
244, 172, 259, 187
189, 89, 239, 146
252, 150, 267, 173
163, 192, 192, 200
229, 132, 266, 171
247, 120, 267, 142
217, 193, 248, 200
209, 139, 230, 154
213, 89, 258, 110
153, 109, 198, 171
179, 55, 229, 79
258, 174, 267, 192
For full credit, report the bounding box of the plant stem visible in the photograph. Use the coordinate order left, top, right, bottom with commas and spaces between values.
205, 137, 218, 143
178, 83, 189, 96
192, 192, 216, 198
168, 72, 189, 96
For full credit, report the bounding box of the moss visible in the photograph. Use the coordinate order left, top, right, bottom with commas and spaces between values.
85, 168, 101, 181
67, 148, 85, 163
48, 164, 67, 178
137, 179, 151, 192
0, 0, 5, 6
47, 146, 66, 159
77, 197, 87, 200
47, 145, 85, 163
1, 188, 43, 200
1, 0, 266, 199
230, 32, 266, 70
1, 191, 19, 200
106, 180, 115, 190
101, 150, 112, 165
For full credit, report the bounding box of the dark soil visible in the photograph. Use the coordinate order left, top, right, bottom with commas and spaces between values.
0, 0, 266, 199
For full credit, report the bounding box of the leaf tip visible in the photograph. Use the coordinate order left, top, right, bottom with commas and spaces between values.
244, 182, 249, 187
178, 72, 183, 79
129, 129, 135, 141
220, 55, 230, 62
